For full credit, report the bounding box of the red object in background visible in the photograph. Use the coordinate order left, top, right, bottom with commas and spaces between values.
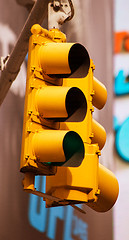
114, 31, 129, 53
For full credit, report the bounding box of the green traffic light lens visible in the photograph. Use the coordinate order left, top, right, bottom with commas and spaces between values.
63, 131, 85, 166
50, 131, 85, 167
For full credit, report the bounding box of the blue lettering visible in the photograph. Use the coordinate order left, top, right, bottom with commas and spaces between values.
114, 70, 129, 96
28, 180, 88, 240
72, 215, 88, 240
28, 176, 47, 232
63, 206, 73, 240
47, 206, 64, 239
115, 117, 129, 162
113, 116, 121, 131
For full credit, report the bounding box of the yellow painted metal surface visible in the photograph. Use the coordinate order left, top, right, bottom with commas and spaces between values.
86, 164, 119, 212
35, 86, 86, 118
23, 172, 35, 191
46, 144, 100, 203
20, 24, 119, 213
93, 76, 107, 109
32, 130, 84, 166
92, 119, 106, 150
35, 87, 69, 118
38, 43, 72, 74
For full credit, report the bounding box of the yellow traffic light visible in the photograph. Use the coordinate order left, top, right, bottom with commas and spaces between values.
20, 24, 119, 213
20, 24, 89, 174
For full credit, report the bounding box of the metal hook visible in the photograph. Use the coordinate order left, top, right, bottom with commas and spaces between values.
48, 0, 74, 29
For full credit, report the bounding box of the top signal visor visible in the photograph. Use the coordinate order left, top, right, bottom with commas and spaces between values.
38, 43, 90, 78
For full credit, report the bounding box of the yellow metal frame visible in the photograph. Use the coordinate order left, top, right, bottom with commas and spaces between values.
21, 24, 119, 213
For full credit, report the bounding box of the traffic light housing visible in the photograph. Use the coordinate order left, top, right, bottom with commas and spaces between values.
20, 24, 119, 213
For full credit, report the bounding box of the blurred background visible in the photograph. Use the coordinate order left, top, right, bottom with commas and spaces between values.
0, 0, 128, 239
